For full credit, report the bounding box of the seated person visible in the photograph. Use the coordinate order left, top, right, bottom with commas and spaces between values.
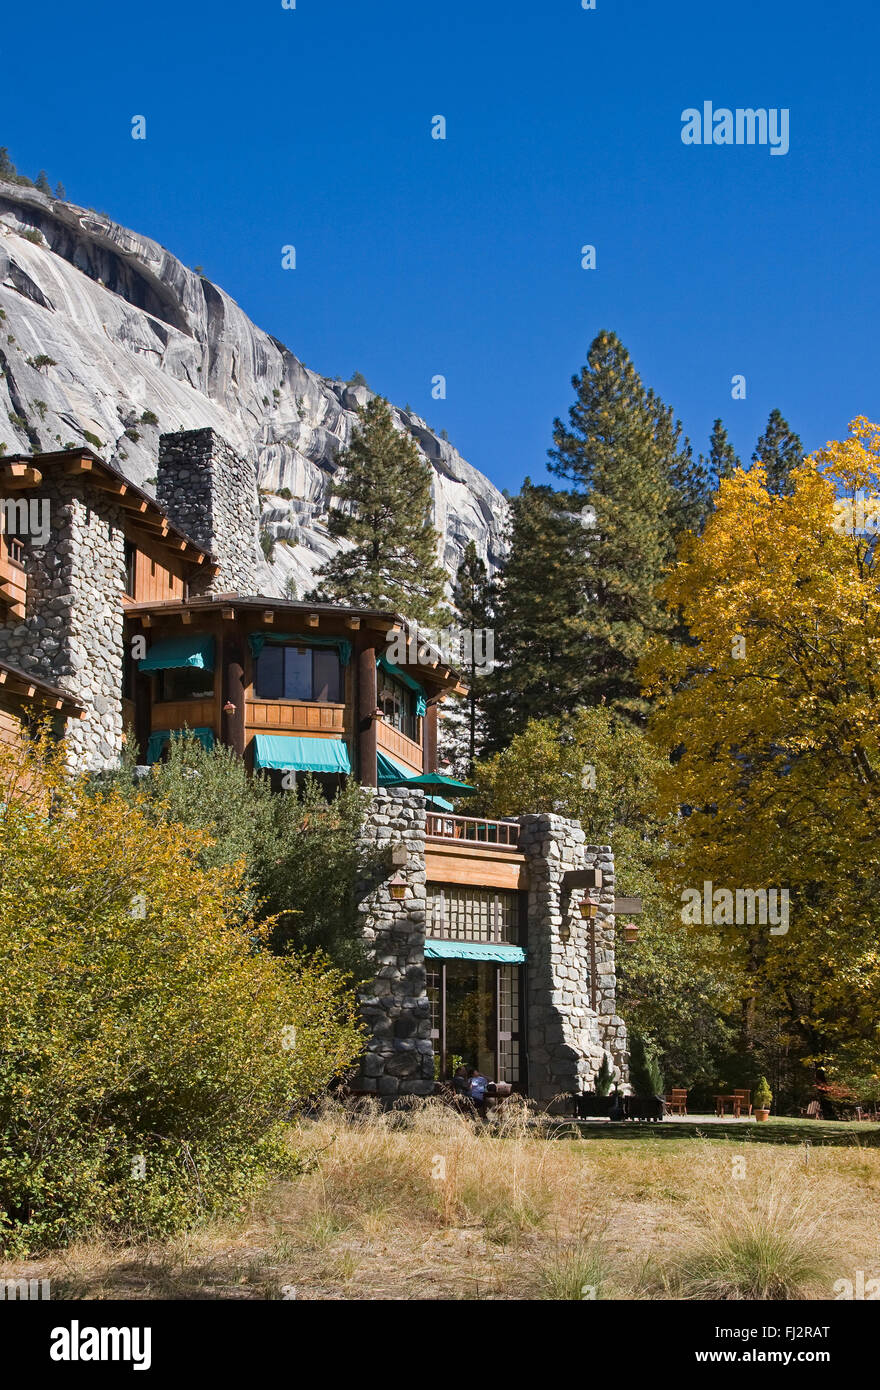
468, 1067, 491, 1113
452, 1065, 470, 1098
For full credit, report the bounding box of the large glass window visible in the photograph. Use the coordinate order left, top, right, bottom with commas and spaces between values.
158, 666, 215, 702
377, 673, 419, 741
255, 645, 342, 703
427, 885, 521, 943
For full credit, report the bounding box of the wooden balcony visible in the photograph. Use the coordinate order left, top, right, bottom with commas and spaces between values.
376, 717, 423, 772
426, 812, 521, 848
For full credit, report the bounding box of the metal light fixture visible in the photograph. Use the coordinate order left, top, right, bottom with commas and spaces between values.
223, 700, 236, 716
579, 898, 599, 920
623, 922, 640, 943
389, 874, 408, 901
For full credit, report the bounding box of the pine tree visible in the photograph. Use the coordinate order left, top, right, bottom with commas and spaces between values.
35, 170, 51, 195
55, 181, 66, 200
0, 147, 15, 180
702, 417, 741, 490
309, 396, 448, 627
752, 408, 803, 496
547, 331, 682, 720
452, 540, 493, 771
483, 480, 591, 750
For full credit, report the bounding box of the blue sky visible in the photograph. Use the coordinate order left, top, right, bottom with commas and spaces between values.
3, 0, 877, 494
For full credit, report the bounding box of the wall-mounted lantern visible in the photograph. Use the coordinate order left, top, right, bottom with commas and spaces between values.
389, 873, 408, 901
579, 898, 599, 920
223, 700, 236, 716
623, 922, 640, 944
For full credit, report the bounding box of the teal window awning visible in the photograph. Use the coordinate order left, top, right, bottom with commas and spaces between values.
146, 727, 215, 764
248, 632, 352, 665
377, 656, 427, 717
425, 939, 526, 964
377, 749, 415, 784
139, 635, 215, 673
253, 734, 352, 774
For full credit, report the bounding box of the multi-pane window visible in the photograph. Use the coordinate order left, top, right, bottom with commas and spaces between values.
378, 673, 419, 741
255, 645, 342, 703
427, 885, 521, 944
497, 965, 521, 1084
159, 666, 215, 702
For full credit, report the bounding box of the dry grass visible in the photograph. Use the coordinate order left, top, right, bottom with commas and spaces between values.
5, 1100, 880, 1300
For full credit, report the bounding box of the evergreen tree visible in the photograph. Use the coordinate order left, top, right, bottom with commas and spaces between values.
547, 331, 681, 720
310, 396, 448, 627
650, 389, 711, 536
452, 540, 493, 771
752, 407, 803, 496
483, 480, 590, 750
55, 181, 66, 200
35, 170, 51, 195
702, 417, 741, 490
0, 147, 15, 179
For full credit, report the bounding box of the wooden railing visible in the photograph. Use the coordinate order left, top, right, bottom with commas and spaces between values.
426, 812, 520, 848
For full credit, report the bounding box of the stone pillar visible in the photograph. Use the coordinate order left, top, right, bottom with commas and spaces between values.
0, 477, 125, 772
157, 429, 261, 594
519, 814, 628, 1108
353, 788, 434, 1098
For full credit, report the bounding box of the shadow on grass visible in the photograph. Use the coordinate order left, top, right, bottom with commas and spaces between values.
548, 1118, 880, 1147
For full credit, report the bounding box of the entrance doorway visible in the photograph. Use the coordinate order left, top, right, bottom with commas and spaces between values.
427, 959, 522, 1086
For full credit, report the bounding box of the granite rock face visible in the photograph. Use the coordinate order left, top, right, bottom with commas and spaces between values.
0, 182, 508, 597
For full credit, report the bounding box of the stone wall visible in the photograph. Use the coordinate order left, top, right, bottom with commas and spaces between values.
157, 428, 260, 594
519, 814, 628, 1106
353, 796, 628, 1105
0, 477, 125, 771
353, 788, 435, 1097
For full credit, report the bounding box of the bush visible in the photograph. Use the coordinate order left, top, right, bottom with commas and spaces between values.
0, 736, 363, 1254
595, 1054, 614, 1096
754, 1076, 773, 1111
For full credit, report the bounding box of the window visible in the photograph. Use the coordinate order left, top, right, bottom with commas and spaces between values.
158, 666, 215, 702
254, 645, 342, 703
427, 885, 521, 944
123, 540, 136, 597
378, 673, 419, 741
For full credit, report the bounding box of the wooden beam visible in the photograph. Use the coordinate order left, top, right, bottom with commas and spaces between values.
262, 610, 275, 624
561, 868, 603, 892
62, 457, 93, 474
614, 896, 643, 915
306, 612, 320, 628
345, 616, 361, 630
181, 612, 192, 624
90, 477, 129, 497
221, 607, 236, 620
2, 463, 42, 488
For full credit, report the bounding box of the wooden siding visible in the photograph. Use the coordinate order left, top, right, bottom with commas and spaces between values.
129, 546, 186, 603
0, 702, 24, 752
246, 700, 346, 734
150, 698, 216, 733
425, 841, 530, 892
376, 718, 423, 773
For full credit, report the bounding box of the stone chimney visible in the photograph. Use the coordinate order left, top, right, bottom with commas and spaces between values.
157, 429, 261, 594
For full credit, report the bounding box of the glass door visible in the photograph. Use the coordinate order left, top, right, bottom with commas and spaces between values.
429, 959, 522, 1086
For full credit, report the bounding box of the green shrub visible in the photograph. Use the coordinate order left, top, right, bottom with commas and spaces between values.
595, 1054, 615, 1097
629, 1034, 664, 1098
140, 409, 159, 426
754, 1076, 773, 1111
82, 430, 102, 450
0, 737, 363, 1254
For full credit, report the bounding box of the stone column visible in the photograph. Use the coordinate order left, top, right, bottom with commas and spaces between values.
519, 814, 628, 1107
157, 429, 261, 594
0, 477, 125, 772
353, 788, 434, 1098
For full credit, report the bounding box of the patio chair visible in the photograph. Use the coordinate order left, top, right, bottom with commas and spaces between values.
665, 1088, 688, 1115
799, 1099, 821, 1119
733, 1089, 752, 1117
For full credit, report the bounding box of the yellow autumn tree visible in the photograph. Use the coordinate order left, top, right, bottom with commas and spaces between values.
0, 733, 363, 1253
641, 417, 880, 1082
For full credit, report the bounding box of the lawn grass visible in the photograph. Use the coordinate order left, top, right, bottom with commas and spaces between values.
552, 1116, 880, 1146
3, 1100, 879, 1300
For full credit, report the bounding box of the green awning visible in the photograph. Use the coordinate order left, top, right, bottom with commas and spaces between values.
425, 939, 526, 964
146, 727, 215, 764
248, 633, 352, 665
377, 656, 427, 716
139, 635, 215, 673
377, 750, 415, 784
253, 734, 352, 774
